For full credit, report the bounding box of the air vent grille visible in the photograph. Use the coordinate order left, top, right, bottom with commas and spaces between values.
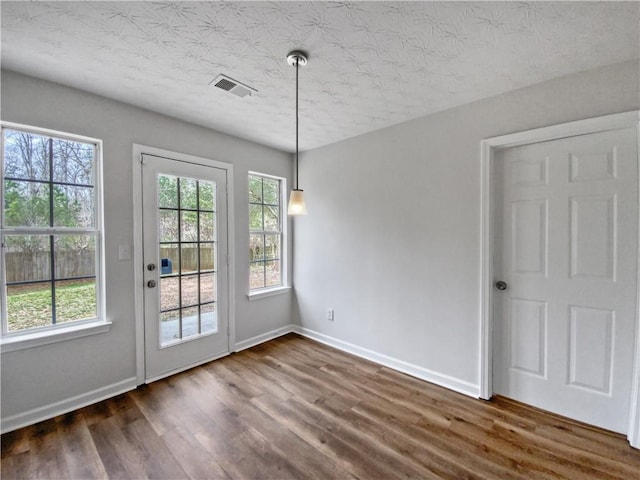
214, 78, 236, 91
210, 74, 257, 98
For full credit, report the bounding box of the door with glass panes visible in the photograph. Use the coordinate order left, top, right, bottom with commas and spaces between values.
142, 153, 228, 381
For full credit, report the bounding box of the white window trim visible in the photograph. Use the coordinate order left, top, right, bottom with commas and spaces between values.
248, 171, 289, 296
0, 121, 108, 351
247, 285, 291, 301
0, 320, 112, 353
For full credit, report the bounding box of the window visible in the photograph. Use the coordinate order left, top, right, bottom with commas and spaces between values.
248, 173, 286, 291
1, 124, 104, 338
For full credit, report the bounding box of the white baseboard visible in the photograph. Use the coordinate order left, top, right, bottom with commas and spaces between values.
1, 377, 137, 434
1, 327, 480, 433
234, 324, 296, 352
292, 326, 480, 398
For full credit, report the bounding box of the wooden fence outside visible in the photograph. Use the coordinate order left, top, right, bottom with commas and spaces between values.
4, 251, 95, 283
159, 246, 214, 273
5, 246, 215, 282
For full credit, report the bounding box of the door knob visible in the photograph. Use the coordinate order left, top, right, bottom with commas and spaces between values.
496, 281, 508, 291
147, 263, 156, 271
147, 280, 157, 288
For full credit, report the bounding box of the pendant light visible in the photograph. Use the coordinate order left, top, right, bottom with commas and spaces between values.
287, 50, 308, 215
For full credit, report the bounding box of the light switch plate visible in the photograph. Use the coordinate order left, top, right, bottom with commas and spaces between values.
118, 244, 131, 261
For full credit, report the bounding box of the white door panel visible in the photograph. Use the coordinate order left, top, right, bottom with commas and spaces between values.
493, 127, 638, 433
142, 154, 229, 381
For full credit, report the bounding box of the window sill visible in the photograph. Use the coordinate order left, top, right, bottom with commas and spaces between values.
247, 286, 291, 301
1, 320, 112, 353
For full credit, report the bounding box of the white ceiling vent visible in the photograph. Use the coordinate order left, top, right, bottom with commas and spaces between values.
210, 74, 257, 98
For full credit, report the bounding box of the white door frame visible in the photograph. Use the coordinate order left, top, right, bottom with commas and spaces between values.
479, 111, 640, 447
132, 144, 235, 385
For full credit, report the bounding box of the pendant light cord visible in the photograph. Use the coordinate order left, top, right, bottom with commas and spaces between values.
295, 57, 299, 190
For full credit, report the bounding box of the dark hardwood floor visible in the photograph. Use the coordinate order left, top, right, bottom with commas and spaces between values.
2, 333, 639, 479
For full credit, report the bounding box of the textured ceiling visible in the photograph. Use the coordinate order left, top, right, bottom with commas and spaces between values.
2, 1, 639, 152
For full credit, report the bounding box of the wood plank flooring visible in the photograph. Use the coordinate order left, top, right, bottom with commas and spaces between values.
2, 333, 639, 479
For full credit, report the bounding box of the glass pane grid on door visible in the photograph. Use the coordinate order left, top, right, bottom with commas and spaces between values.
157, 174, 217, 346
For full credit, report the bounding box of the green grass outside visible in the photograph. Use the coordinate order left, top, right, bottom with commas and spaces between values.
7, 280, 97, 331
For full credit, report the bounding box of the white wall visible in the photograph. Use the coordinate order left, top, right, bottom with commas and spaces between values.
293, 60, 640, 393
0, 70, 293, 423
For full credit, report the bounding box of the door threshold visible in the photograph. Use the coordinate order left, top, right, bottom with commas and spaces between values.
145, 350, 229, 384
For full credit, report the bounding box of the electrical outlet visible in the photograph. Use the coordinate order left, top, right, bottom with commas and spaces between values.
327, 309, 335, 321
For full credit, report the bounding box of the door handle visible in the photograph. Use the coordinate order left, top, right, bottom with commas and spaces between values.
496, 281, 508, 291
147, 280, 157, 288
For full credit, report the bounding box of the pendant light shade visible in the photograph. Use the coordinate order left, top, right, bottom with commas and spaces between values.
287, 50, 308, 216
287, 189, 307, 215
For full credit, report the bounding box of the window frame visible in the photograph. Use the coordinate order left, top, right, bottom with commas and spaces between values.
0, 122, 108, 351
247, 171, 289, 299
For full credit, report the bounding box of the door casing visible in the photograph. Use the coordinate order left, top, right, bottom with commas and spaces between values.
132, 144, 235, 384
479, 111, 640, 448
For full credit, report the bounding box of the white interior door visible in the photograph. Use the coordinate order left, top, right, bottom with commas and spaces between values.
142, 153, 229, 382
493, 127, 638, 433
